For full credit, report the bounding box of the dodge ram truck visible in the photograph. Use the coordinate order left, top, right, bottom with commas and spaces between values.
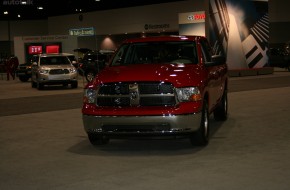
82, 36, 228, 146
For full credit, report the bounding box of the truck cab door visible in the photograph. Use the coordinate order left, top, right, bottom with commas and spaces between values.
200, 39, 221, 111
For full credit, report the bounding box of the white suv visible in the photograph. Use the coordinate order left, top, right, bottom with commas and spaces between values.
31, 54, 78, 90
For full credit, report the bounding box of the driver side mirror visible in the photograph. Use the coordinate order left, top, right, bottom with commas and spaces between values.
211, 55, 226, 65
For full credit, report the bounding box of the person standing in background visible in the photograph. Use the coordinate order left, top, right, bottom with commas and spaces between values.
5, 55, 19, 80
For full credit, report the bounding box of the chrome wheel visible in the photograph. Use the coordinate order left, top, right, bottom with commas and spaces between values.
190, 100, 209, 146
86, 72, 95, 82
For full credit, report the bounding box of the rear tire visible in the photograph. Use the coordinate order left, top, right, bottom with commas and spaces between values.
190, 100, 209, 146
88, 134, 109, 146
214, 89, 228, 121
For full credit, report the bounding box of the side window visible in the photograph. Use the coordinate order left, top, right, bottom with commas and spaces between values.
200, 39, 212, 62
111, 45, 128, 66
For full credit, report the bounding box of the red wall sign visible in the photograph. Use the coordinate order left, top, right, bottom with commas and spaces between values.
46, 45, 60, 53
28, 46, 42, 54
194, 13, 206, 20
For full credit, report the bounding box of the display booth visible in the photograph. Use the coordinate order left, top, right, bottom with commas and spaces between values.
14, 35, 77, 64
11, 0, 272, 76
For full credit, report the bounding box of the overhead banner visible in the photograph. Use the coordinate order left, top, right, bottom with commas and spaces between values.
209, 0, 269, 69
69, 27, 95, 36
179, 11, 205, 36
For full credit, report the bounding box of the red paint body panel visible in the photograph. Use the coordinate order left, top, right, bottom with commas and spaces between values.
82, 36, 228, 116
93, 63, 204, 87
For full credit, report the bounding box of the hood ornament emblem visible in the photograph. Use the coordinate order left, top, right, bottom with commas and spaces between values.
129, 83, 139, 105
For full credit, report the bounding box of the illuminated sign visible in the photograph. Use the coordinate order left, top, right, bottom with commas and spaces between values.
46, 45, 60, 53
179, 11, 206, 24
28, 46, 42, 54
23, 35, 69, 42
192, 13, 205, 21
69, 27, 95, 36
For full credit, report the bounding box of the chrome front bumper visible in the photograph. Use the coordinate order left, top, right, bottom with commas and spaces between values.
83, 113, 202, 136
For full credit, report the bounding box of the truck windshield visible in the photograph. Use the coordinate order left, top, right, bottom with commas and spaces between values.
111, 41, 198, 66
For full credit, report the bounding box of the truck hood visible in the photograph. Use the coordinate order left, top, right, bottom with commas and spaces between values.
93, 63, 203, 87
40, 65, 73, 70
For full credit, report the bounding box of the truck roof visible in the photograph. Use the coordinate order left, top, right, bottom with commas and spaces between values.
123, 35, 205, 43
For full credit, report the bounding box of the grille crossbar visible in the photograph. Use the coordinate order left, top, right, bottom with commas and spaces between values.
49, 69, 69, 75
97, 82, 176, 107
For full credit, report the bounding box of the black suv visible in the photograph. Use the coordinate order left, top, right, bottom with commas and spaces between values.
78, 50, 114, 82
268, 42, 290, 71
16, 61, 33, 82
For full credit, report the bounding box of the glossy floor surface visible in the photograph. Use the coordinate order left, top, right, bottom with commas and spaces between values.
1, 70, 290, 190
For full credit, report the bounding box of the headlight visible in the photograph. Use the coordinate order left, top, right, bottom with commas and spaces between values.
83, 88, 97, 104
39, 69, 49, 74
175, 87, 202, 102
69, 68, 77, 73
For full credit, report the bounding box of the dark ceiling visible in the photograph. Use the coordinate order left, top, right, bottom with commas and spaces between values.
0, 0, 185, 21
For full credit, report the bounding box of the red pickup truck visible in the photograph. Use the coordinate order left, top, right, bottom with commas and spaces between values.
82, 36, 228, 146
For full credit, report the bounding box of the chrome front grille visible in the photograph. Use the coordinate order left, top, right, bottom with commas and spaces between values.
97, 82, 176, 107
49, 69, 69, 75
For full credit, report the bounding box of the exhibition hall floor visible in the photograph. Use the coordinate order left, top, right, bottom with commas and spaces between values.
1, 71, 290, 190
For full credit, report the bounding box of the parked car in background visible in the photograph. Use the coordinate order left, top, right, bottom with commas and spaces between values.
16, 53, 78, 82
16, 59, 33, 82
31, 54, 78, 90
73, 48, 91, 61
268, 42, 290, 71
62, 53, 79, 68
78, 50, 115, 82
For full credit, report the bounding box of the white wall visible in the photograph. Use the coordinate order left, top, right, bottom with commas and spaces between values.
269, 0, 290, 22
48, 0, 205, 35
0, 21, 9, 41
268, 0, 290, 44
0, 20, 48, 41
2, 0, 290, 58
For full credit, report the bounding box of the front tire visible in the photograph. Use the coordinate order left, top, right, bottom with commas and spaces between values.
71, 82, 78, 89
88, 133, 110, 146
19, 76, 29, 82
190, 100, 209, 146
31, 80, 37, 88
37, 82, 44, 90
